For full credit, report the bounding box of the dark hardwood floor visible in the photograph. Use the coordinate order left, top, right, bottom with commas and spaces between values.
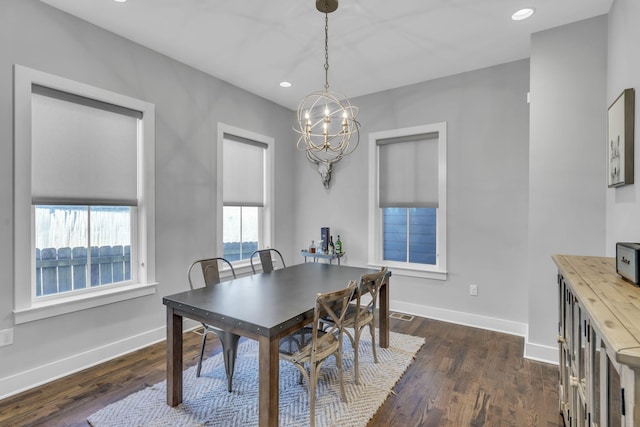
0, 315, 563, 426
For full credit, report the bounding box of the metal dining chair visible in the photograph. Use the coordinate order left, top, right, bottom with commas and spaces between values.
278, 280, 357, 427
187, 257, 240, 392
249, 248, 286, 273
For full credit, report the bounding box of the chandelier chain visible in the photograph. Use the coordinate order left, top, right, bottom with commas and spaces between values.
324, 11, 329, 91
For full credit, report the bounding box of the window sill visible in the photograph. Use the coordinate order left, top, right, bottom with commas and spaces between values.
230, 260, 254, 277
13, 282, 158, 325
228, 259, 284, 277
369, 261, 448, 281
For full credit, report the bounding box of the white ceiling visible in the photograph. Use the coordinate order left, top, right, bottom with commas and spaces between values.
40, 0, 612, 110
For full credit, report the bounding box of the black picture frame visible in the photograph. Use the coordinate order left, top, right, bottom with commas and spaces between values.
608, 88, 635, 187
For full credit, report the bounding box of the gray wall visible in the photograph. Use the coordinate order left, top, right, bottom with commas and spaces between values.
293, 60, 533, 336
606, 0, 640, 249
527, 16, 607, 358
0, 0, 295, 396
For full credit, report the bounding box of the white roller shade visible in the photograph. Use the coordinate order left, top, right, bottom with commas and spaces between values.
31, 87, 140, 205
378, 132, 439, 208
223, 134, 266, 206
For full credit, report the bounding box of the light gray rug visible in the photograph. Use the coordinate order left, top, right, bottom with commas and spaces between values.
87, 330, 424, 427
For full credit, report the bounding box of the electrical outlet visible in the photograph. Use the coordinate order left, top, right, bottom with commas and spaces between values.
0, 328, 14, 347
469, 284, 478, 296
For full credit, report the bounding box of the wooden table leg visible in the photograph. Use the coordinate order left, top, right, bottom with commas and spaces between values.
166, 306, 183, 406
379, 276, 390, 348
258, 335, 279, 427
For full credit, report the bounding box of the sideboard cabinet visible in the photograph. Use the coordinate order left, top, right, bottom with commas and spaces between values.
554, 255, 640, 427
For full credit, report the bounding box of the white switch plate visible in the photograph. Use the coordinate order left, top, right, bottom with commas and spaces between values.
0, 328, 14, 347
469, 284, 478, 296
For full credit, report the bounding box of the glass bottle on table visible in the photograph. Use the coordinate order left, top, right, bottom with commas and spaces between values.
329, 236, 335, 255
310, 240, 315, 253
335, 235, 342, 253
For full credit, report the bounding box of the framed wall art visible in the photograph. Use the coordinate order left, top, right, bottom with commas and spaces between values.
608, 88, 635, 187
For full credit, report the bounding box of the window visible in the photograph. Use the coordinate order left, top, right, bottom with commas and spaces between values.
217, 125, 273, 265
14, 65, 156, 323
368, 123, 447, 279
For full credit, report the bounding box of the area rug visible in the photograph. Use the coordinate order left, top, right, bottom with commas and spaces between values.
87, 330, 424, 427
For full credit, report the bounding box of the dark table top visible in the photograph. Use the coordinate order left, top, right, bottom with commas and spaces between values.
163, 263, 385, 338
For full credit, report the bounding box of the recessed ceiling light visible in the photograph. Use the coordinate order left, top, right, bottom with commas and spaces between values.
279, 81, 292, 88
114, 0, 127, 3
512, 8, 535, 21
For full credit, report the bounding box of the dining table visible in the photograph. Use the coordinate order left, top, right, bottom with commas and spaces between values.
162, 262, 391, 427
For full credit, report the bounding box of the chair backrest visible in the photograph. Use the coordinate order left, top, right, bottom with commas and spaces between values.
356, 266, 388, 312
250, 249, 286, 274
187, 257, 236, 289
313, 280, 358, 349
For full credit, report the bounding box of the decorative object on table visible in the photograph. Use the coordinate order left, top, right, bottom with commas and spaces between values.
87, 330, 424, 427
293, 0, 360, 189
321, 227, 330, 253
607, 88, 635, 187
187, 257, 239, 392
616, 242, 640, 284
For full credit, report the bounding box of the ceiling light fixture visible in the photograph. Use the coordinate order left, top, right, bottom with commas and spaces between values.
280, 81, 292, 88
511, 8, 535, 21
294, 0, 360, 189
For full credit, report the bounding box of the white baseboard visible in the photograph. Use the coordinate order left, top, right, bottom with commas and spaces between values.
391, 300, 528, 336
0, 320, 195, 401
524, 340, 559, 365
390, 300, 558, 365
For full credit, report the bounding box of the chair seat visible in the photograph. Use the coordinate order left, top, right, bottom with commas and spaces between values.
321, 305, 373, 331
343, 305, 374, 328
279, 327, 339, 364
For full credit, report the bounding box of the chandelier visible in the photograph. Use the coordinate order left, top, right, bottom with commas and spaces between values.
294, 0, 360, 189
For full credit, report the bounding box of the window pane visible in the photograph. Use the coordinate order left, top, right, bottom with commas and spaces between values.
383, 208, 407, 262
223, 206, 259, 261
383, 207, 437, 265
90, 207, 132, 286
35, 205, 131, 297
409, 208, 437, 265
35, 205, 88, 296
241, 206, 259, 258
223, 206, 241, 261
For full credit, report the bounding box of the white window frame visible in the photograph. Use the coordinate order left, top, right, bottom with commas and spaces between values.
368, 122, 447, 280
13, 65, 157, 324
216, 123, 274, 273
